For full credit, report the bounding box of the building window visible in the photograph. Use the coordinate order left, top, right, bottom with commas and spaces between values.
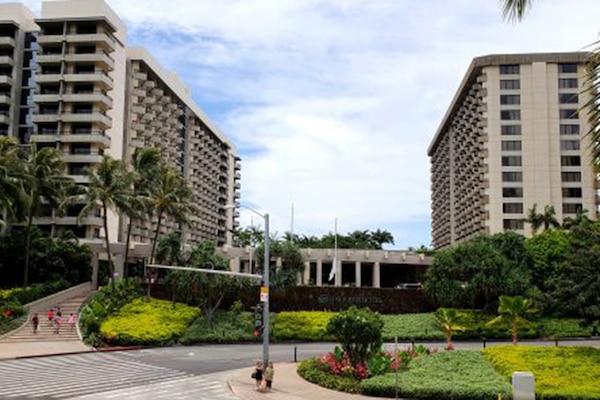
68, 163, 89, 175
503, 203, 524, 213
503, 219, 524, 230
558, 63, 578, 73
502, 156, 522, 166
70, 144, 91, 155
562, 171, 581, 182
558, 78, 578, 89
561, 156, 581, 166
501, 125, 522, 135
560, 140, 580, 151
559, 109, 579, 120
501, 110, 521, 120
503, 187, 523, 198
563, 203, 583, 214
562, 187, 583, 198
502, 172, 523, 182
560, 124, 580, 135
501, 140, 522, 151
500, 79, 520, 90
559, 93, 578, 104
499, 65, 520, 75
500, 94, 520, 105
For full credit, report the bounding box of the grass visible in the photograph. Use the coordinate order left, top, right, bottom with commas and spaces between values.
381, 313, 444, 340
180, 310, 261, 344
485, 345, 600, 399
361, 350, 511, 399
0, 315, 27, 337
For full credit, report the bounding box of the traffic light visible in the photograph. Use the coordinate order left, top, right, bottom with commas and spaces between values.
252, 304, 263, 337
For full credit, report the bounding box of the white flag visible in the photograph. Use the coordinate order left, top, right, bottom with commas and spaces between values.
329, 257, 337, 281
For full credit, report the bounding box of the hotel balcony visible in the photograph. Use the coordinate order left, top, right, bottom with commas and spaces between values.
0, 75, 13, 86
32, 114, 59, 123
70, 175, 90, 184
36, 34, 64, 45
30, 133, 59, 143
37, 54, 64, 65
61, 112, 112, 128
0, 37, 15, 48
0, 55, 14, 67
65, 33, 116, 52
53, 216, 104, 226
63, 152, 103, 164
60, 131, 111, 147
65, 53, 115, 71
0, 94, 10, 104
62, 92, 113, 109
63, 73, 113, 90
35, 74, 62, 84
0, 112, 10, 124
34, 93, 60, 103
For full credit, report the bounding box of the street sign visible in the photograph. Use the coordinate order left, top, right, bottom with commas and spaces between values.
260, 286, 269, 302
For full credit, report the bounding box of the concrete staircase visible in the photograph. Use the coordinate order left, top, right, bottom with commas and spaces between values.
0, 293, 89, 343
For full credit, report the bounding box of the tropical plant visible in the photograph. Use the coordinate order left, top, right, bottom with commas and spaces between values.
370, 229, 394, 249
78, 155, 132, 292
148, 166, 197, 263
326, 306, 384, 365
523, 204, 543, 235
20, 146, 73, 286
0, 137, 26, 229
435, 308, 465, 350
256, 239, 305, 289
487, 295, 537, 345
123, 147, 161, 274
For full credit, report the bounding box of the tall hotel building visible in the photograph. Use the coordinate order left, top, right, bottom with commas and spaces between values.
0, 0, 240, 247
428, 53, 597, 249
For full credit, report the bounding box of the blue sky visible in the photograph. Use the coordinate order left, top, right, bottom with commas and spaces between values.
8, 0, 600, 249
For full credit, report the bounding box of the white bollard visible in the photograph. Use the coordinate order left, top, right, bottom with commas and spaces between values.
512, 371, 535, 400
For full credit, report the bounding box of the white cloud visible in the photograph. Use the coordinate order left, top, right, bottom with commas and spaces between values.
3, 0, 600, 248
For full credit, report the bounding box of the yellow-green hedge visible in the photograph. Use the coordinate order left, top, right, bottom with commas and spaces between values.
100, 298, 199, 346
484, 345, 600, 399
273, 311, 335, 341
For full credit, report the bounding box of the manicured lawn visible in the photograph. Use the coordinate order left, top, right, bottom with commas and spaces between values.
381, 313, 444, 340
361, 350, 510, 399
180, 310, 259, 344
484, 345, 600, 399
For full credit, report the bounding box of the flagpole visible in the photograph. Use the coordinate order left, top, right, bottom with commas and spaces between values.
290, 203, 294, 242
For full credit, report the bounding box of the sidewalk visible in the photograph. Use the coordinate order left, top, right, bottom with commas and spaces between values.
0, 340, 90, 360
228, 362, 390, 400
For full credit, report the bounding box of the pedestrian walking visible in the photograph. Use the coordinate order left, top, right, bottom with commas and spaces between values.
67, 313, 76, 331
32, 313, 39, 334
264, 362, 274, 392
53, 314, 62, 334
47, 309, 54, 326
251, 361, 263, 390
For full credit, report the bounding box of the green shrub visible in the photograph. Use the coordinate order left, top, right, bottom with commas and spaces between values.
382, 313, 445, 340
180, 310, 260, 344
100, 298, 198, 346
0, 314, 27, 336
452, 309, 537, 340
361, 350, 511, 399
297, 357, 362, 393
272, 311, 335, 341
538, 318, 592, 338
79, 278, 143, 344
484, 345, 600, 399
0, 279, 71, 305
327, 307, 384, 365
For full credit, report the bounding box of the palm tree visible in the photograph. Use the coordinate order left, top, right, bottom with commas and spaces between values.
123, 147, 161, 274
371, 228, 395, 249
0, 137, 26, 230
541, 205, 560, 231
487, 295, 537, 345
501, 0, 600, 167
436, 308, 465, 350
79, 155, 132, 292
21, 146, 73, 286
149, 166, 197, 263
563, 208, 591, 229
523, 204, 543, 234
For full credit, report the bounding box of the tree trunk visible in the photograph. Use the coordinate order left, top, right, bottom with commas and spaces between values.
512, 322, 518, 345
147, 210, 164, 301
102, 202, 115, 293
23, 208, 34, 288
124, 216, 134, 278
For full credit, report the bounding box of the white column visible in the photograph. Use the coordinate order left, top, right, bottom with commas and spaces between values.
231, 257, 241, 273
303, 261, 310, 285
373, 261, 381, 288
113, 254, 124, 282
335, 260, 342, 287
316, 259, 323, 286
355, 261, 362, 287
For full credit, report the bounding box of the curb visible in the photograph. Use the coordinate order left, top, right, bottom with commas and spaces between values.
12, 345, 143, 360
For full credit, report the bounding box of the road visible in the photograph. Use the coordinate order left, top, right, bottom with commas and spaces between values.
0, 340, 598, 399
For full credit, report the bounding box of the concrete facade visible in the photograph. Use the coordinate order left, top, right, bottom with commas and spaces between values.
0, 0, 240, 248
429, 53, 598, 248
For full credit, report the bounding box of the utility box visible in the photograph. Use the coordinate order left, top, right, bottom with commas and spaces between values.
512, 371, 535, 400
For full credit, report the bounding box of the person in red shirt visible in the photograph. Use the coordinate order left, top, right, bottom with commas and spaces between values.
47, 309, 54, 326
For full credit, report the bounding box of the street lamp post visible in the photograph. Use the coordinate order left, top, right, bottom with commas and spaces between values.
226, 203, 270, 368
